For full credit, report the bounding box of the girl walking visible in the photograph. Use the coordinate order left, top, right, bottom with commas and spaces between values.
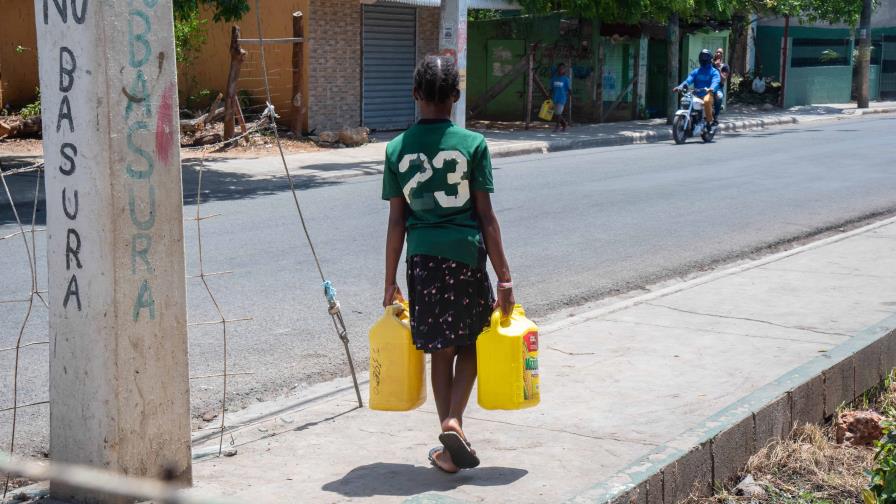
382, 56, 515, 473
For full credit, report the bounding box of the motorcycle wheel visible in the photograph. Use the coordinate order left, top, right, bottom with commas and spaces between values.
672, 115, 687, 145
701, 125, 717, 143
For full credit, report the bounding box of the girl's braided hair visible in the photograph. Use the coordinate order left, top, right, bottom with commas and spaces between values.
414, 55, 460, 104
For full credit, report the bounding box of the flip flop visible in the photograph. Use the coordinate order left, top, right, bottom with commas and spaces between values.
438, 431, 480, 469
428, 447, 457, 474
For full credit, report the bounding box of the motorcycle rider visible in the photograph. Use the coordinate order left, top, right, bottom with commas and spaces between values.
673, 49, 721, 128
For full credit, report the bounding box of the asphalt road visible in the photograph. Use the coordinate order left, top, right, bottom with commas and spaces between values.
2, 116, 896, 456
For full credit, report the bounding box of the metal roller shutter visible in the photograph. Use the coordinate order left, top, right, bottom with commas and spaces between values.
362, 5, 417, 130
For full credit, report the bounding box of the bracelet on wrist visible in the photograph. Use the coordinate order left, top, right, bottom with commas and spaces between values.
497, 281, 513, 290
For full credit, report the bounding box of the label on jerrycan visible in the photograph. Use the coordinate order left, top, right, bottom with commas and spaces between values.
522, 331, 540, 401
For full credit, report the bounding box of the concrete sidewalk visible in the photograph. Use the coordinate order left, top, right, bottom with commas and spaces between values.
186, 217, 896, 503
178, 101, 896, 184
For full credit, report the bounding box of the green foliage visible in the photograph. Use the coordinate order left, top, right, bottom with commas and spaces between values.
18, 89, 41, 119
469, 9, 504, 21
514, 0, 873, 26
868, 421, 896, 504
186, 88, 216, 110
173, 0, 250, 23
174, 8, 208, 67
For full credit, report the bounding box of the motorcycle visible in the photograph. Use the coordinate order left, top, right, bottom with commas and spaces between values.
672, 87, 717, 145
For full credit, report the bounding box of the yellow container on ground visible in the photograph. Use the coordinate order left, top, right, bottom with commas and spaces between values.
538, 100, 555, 121
368, 303, 426, 411
476, 305, 540, 410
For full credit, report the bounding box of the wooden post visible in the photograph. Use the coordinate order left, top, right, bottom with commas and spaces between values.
526, 47, 534, 129
224, 25, 246, 141
291, 11, 305, 134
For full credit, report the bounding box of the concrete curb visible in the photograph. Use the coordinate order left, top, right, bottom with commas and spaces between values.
567, 313, 896, 504
488, 107, 896, 160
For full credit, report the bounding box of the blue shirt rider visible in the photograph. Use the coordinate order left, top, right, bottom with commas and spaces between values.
674, 49, 721, 126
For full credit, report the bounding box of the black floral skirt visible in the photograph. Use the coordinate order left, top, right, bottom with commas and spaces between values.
406, 250, 495, 354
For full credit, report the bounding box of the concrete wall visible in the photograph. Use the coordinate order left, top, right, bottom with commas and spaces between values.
418, 8, 441, 62
0, 0, 39, 111
306, 0, 361, 131
755, 25, 852, 80
182, 0, 308, 127
782, 38, 855, 107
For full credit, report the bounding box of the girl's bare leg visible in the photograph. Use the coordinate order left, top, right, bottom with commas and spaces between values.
442, 344, 477, 439
430, 347, 456, 424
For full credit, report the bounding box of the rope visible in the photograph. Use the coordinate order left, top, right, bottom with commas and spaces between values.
252, 0, 363, 408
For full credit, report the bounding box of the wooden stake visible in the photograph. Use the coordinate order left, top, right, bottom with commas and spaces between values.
203, 93, 224, 129
234, 96, 248, 140
224, 26, 247, 141
291, 11, 305, 135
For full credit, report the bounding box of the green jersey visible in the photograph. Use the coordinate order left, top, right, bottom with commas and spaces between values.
382, 120, 494, 267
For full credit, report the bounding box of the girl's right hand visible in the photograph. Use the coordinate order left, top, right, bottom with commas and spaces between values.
383, 283, 403, 308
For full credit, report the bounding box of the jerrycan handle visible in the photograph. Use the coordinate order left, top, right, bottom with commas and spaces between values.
490, 304, 525, 328
386, 302, 410, 328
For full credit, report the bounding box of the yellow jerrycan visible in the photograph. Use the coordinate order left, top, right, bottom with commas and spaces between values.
369, 302, 426, 411
538, 99, 555, 121
476, 305, 540, 410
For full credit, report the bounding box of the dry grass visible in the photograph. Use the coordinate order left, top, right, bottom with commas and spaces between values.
745, 424, 874, 502
685, 375, 896, 504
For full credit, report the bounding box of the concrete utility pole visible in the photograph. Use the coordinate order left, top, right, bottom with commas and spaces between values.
666, 14, 680, 124
440, 0, 468, 127
857, 0, 874, 109
34, 1, 192, 501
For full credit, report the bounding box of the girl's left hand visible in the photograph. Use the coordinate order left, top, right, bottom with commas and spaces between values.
383, 283, 403, 308
495, 287, 515, 317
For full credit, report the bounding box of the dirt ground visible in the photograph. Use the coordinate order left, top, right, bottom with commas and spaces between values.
0, 121, 330, 165
179, 120, 326, 159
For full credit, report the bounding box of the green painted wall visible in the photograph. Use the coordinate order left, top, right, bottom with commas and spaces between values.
782, 38, 855, 107
871, 64, 882, 100
680, 30, 729, 81
467, 14, 604, 121
755, 25, 852, 79
784, 66, 854, 106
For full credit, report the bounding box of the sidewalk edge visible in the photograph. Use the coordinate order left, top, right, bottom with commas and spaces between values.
567, 314, 896, 504
488, 107, 896, 160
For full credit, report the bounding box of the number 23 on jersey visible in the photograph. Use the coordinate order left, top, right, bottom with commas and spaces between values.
399, 151, 470, 210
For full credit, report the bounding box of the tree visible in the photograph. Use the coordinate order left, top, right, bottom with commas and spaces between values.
516, 0, 876, 113
173, 0, 250, 22
172, 0, 250, 105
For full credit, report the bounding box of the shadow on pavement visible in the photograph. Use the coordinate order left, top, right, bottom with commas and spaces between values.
321, 463, 528, 497
179, 162, 352, 206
